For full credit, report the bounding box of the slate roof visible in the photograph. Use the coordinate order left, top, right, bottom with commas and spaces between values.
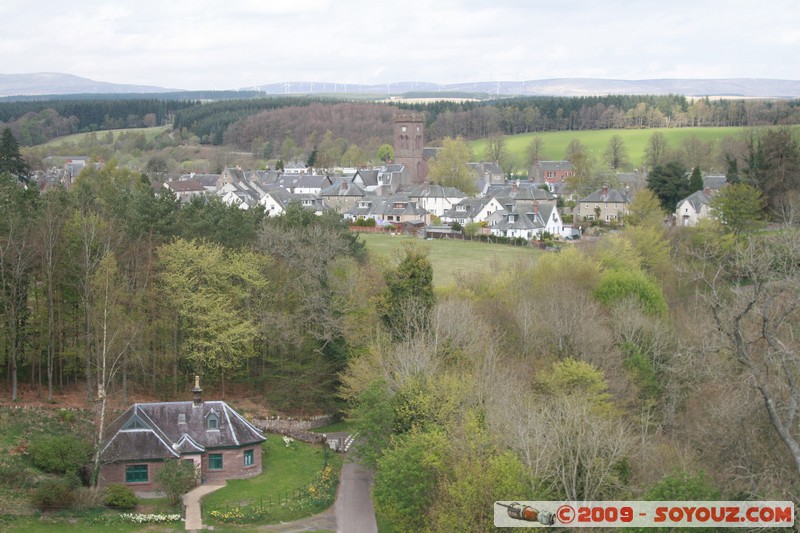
677, 190, 712, 212
537, 160, 574, 172
441, 197, 495, 220
703, 175, 727, 190
402, 184, 466, 198
165, 180, 205, 193
580, 187, 630, 204
353, 169, 379, 188
320, 178, 366, 197
100, 401, 266, 463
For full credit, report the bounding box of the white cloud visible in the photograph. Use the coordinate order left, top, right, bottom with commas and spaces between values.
1, 0, 798, 90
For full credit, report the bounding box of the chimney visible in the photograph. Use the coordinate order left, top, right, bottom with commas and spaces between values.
192, 375, 203, 406
533, 201, 539, 215
602, 185, 609, 198
512, 180, 519, 193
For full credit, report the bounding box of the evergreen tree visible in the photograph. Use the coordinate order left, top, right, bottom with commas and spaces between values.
0, 128, 29, 179
689, 166, 703, 193
646, 161, 689, 212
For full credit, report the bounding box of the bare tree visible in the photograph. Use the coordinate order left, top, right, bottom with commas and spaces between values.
691, 231, 800, 476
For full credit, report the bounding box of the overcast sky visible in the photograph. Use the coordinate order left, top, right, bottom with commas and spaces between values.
2, 0, 798, 91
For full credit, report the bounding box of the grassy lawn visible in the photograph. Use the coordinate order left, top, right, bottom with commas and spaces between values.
202, 435, 342, 525
358, 232, 540, 288
470, 125, 800, 170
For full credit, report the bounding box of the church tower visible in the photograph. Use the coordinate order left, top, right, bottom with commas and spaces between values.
393, 113, 428, 184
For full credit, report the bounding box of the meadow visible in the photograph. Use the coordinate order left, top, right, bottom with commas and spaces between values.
42, 125, 170, 147
469, 125, 800, 170
357, 232, 541, 288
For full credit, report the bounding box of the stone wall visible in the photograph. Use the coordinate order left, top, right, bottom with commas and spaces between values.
254, 414, 334, 433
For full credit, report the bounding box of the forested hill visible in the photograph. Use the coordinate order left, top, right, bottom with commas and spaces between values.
2, 92, 799, 148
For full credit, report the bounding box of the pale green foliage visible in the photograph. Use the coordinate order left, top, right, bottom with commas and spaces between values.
709, 183, 766, 235
529, 247, 601, 293
157, 238, 268, 373
155, 459, 198, 505
594, 234, 644, 272
539, 358, 614, 411
376, 143, 395, 163
625, 188, 665, 228
351, 380, 395, 468
594, 269, 668, 317
373, 430, 448, 533
429, 413, 529, 533
621, 225, 672, 279
428, 136, 476, 195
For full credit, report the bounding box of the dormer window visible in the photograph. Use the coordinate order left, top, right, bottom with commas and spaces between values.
207, 413, 219, 430
178, 413, 186, 424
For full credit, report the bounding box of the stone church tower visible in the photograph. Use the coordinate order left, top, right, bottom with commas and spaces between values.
393, 113, 428, 184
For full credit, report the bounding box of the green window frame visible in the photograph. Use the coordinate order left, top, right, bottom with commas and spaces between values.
125, 464, 148, 483
244, 449, 254, 467
208, 453, 223, 470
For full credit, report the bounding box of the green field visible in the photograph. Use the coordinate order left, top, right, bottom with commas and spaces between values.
470, 125, 800, 170
43, 126, 170, 147
358, 232, 541, 288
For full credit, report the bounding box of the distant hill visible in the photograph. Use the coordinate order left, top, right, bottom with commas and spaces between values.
248, 78, 800, 98
2, 72, 799, 99
0, 72, 178, 97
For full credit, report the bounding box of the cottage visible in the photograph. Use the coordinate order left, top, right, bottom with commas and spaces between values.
576, 186, 630, 224
675, 189, 713, 226
98, 378, 266, 492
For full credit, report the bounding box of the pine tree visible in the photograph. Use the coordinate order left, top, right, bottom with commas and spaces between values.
689, 166, 703, 193
0, 128, 29, 179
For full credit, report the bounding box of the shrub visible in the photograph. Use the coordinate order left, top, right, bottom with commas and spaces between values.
27, 435, 92, 476
593, 269, 668, 316
31, 478, 75, 510
645, 470, 720, 500
104, 483, 138, 509
155, 459, 198, 506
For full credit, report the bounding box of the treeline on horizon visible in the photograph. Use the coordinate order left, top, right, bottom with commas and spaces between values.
1, 93, 799, 148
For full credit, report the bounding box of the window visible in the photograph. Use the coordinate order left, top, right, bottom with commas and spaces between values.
125, 464, 148, 483
244, 449, 254, 467
178, 413, 186, 424
209, 453, 223, 470
207, 414, 219, 430
122, 415, 148, 431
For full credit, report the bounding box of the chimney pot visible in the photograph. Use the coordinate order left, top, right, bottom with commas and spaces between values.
192, 375, 203, 406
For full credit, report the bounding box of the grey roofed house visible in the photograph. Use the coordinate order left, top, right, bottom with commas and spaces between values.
320, 177, 367, 197
345, 195, 429, 224
100, 401, 265, 463
703, 175, 727, 194
401, 183, 465, 199
680, 190, 712, 213
273, 174, 334, 194
489, 182, 556, 205
97, 382, 267, 491
353, 169, 380, 189
580, 186, 630, 204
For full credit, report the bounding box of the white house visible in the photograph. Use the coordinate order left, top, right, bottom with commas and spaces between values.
675, 190, 713, 227
405, 184, 467, 218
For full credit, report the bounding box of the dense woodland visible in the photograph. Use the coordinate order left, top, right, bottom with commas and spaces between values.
2, 93, 800, 152
2, 101, 800, 529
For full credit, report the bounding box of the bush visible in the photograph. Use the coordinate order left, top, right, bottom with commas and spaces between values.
31, 478, 75, 510
155, 459, 198, 506
104, 483, 138, 509
27, 435, 92, 476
